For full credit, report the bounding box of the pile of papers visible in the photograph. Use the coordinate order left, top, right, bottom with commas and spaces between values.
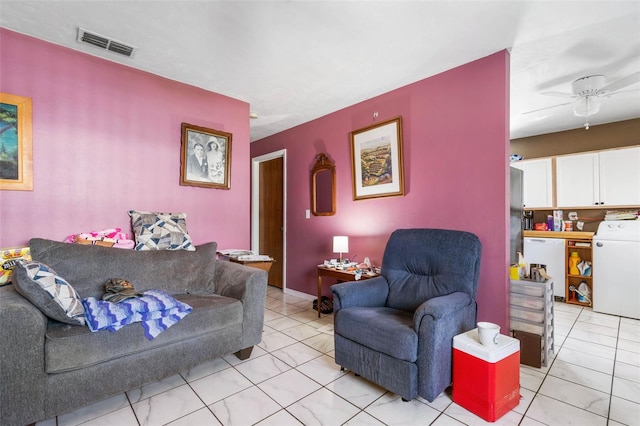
237, 254, 272, 261
218, 249, 254, 257
217, 249, 272, 262
604, 210, 639, 221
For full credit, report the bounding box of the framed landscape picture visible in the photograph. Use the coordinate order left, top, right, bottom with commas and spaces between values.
180, 122, 232, 189
350, 116, 405, 200
0, 93, 33, 191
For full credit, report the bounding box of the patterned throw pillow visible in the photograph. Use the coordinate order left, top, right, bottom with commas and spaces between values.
13, 260, 86, 325
128, 210, 196, 251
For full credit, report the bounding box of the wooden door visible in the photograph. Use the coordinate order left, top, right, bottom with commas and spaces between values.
259, 157, 284, 288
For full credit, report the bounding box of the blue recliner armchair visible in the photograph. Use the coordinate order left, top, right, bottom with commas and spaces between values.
331, 228, 482, 402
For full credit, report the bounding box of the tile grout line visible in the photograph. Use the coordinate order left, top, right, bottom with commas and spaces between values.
518, 306, 582, 424
605, 315, 622, 423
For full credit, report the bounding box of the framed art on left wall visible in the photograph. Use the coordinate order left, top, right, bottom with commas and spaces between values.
180, 122, 232, 189
0, 93, 33, 191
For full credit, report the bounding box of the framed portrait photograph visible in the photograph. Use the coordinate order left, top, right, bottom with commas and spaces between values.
0, 93, 33, 191
180, 122, 232, 189
350, 116, 405, 200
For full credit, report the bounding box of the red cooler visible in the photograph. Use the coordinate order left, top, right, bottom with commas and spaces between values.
452, 329, 521, 422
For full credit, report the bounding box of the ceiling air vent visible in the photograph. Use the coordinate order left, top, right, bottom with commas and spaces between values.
77, 27, 136, 58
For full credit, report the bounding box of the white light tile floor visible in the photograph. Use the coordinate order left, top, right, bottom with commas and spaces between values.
37, 287, 640, 425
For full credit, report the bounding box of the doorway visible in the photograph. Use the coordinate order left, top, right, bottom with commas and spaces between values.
251, 150, 286, 289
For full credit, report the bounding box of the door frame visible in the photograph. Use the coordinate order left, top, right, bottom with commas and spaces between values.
251, 149, 287, 290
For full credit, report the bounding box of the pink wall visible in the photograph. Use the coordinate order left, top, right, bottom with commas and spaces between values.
0, 29, 251, 249
251, 51, 511, 328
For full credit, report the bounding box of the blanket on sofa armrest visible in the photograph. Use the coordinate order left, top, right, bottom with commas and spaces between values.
82, 289, 192, 340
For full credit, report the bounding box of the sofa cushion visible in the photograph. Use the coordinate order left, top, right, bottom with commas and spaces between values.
28, 239, 217, 298
129, 210, 195, 251
45, 293, 242, 373
13, 260, 86, 326
334, 306, 417, 362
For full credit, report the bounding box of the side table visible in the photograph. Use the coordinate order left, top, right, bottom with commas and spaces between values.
316, 266, 379, 317
230, 258, 274, 273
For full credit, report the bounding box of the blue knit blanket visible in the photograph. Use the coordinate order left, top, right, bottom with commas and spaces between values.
82, 290, 192, 340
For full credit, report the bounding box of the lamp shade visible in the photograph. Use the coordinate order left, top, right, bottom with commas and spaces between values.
333, 236, 349, 254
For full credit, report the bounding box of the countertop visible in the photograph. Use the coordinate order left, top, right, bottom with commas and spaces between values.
523, 230, 594, 239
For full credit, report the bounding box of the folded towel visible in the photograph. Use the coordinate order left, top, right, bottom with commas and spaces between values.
82, 289, 192, 339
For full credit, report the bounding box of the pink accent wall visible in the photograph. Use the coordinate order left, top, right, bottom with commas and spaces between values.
0, 29, 251, 249
251, 51, 511, 328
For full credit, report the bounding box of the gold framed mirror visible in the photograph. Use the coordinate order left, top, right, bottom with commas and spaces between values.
311, 153, 336, 216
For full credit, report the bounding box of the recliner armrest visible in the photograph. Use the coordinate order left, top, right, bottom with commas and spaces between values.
331, 276, 389, 312
413, 291, 473, 330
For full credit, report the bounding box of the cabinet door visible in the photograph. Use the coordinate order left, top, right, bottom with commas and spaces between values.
598, 147, 640, 206
556, 153, 599, 207
511, 158, 553, 208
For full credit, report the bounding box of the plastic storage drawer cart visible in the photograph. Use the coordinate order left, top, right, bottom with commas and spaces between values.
452, 329, 521, 422
510, 279, 555, 367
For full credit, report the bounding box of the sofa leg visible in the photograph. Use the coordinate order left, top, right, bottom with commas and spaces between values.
234, 346, 254, 360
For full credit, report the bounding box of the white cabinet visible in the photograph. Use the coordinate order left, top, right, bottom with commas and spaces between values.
556, 147, 640, 207
599, 147, 640, 206
511, 158, 553, 208
556, 153, 598, 207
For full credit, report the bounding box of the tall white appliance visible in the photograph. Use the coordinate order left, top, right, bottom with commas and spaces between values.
593, 220, 640, 319
524, 237, 566, 298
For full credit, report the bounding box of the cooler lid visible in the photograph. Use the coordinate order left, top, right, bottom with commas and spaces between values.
453, 329, 520, 363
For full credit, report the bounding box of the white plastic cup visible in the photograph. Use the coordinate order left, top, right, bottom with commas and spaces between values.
477, 322, 500, 347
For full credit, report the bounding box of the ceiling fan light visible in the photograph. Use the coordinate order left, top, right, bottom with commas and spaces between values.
573, 96, 601, 117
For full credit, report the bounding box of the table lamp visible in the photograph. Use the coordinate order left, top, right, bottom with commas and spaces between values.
333, 236, 349, 262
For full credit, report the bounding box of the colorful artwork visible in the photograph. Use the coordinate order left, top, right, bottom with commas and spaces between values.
360, 137, 393, 187
0, 103, 19, 180
350, 117, 405, 200
0, 93, 32, 191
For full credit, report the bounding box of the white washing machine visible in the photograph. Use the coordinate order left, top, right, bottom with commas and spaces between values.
593, 220, 640, 320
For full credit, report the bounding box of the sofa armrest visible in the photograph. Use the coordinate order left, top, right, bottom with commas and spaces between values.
0, 286, 48, 425
331, 276, 389, 312
214, 260, 267, 349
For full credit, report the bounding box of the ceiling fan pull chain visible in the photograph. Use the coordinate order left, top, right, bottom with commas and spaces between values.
584, 96, 591, 130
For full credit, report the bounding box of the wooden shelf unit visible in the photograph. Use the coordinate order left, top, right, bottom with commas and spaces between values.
565, 238, 593, 307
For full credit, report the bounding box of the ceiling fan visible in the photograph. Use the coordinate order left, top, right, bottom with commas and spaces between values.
525, 72, 640, 130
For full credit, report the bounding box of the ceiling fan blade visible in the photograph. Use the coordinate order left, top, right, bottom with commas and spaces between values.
599, 71, 640, 94
541, 91, 576, 98
602, 88, 640, 97
522, 101, 575, 115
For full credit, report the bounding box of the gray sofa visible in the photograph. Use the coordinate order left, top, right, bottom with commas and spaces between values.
0, 238, 267, 426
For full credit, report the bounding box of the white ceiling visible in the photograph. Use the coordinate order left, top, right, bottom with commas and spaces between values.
1, 1, 639, 142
